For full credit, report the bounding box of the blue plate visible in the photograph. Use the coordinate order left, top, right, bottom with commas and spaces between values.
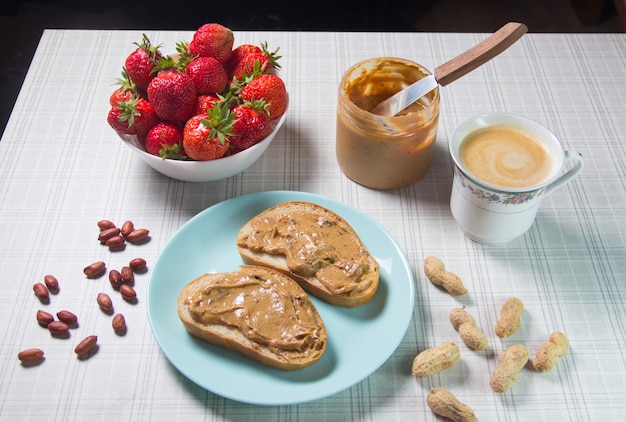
147, 191, 415, 405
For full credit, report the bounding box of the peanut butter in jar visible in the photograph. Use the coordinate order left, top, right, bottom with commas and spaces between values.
336, 58, 440, 189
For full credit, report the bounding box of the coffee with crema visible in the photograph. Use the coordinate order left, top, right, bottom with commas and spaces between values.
460, 126, 553, 188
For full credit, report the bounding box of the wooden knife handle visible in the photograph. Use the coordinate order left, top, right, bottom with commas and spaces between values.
434, 22, 528, 86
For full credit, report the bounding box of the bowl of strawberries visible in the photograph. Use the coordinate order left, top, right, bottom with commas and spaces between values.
107, 24, 288, 182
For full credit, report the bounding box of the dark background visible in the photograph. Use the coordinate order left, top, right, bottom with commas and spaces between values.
1, 0, 624, 137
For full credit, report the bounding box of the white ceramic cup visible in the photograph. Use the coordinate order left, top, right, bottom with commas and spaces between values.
449, 113, 584, 244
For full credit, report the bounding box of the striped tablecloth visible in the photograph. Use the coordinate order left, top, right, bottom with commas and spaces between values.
0, 29, 624, 421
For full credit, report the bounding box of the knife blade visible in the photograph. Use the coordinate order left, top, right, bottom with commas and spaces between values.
371, 74, 438, 117
371, 22, 528, 116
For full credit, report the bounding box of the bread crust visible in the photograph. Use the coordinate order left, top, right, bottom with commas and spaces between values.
177, 265, 327, 371
236, 201, 380, 307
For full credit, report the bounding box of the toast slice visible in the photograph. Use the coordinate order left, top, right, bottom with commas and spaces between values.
236, 201, 380, 307
177, 265, 327, 371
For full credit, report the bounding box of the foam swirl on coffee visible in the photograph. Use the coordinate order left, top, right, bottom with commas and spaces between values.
460, 126, 552, 188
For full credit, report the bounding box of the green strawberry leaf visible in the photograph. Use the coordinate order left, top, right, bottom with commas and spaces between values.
159, 143, 187, 160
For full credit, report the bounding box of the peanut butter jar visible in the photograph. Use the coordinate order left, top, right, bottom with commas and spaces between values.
336, 58, 440, 189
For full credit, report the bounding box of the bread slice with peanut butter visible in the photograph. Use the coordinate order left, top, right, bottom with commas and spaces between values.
236, 201, 380, 307
177, 265, 327, 371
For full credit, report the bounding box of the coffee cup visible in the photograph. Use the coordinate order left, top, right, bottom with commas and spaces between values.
449, 113, 584, 244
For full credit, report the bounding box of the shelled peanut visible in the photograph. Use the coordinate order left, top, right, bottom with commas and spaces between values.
48, 321, 70, 337
74, 335, 98, 356
121, 267, 134, 285
43, 274, 59, 292
32, 283, 49, 303
129, 258, 147, 272
450, 308, 488, 351
112, 313, 126, 333
109, 269, 123, 290
36, 310, 54, 327
424, 256, 467, 296
18, 348, 45, 364
20, 218, 150, 365
97, 219, 150, 250
426, 388, 478, 422
84, 261, 106, 279
56, 310, 78, 326
97, 293, 114, 313
121, 220, 134, 238
120, 284, 137, 302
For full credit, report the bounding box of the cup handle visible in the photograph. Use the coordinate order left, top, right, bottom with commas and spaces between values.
544, 150, 584, 196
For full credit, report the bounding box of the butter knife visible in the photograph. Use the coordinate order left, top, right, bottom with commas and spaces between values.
371, 22, 528, 116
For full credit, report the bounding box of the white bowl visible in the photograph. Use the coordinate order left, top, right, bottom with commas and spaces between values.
117, 109, 286, 183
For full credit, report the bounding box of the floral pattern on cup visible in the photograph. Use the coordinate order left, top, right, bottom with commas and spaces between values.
455, 167, 546, 205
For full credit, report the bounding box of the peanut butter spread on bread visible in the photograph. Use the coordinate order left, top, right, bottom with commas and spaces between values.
185, 271, 324, 355
237, 210, 374, 295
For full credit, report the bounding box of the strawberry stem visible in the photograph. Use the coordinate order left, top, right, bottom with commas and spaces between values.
200, 101, 237, 145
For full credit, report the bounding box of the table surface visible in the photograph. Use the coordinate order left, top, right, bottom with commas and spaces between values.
0, 29, 624, 421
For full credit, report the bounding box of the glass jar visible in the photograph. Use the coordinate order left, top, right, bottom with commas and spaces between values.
336, 58, 440, 190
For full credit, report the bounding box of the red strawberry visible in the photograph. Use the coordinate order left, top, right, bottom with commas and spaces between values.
228, 42, 281, 81
242, 74, 288, 120
147, 68, 196, 122
186, 56, 228, 95
194, 94, 219, 115
183, 103, 235, 161
110, 88, 134, 108
107, 97, 159, 138
230, 103, 272, 153
225, 44, 262, 75
188, 23, 234, 63
107, 107, 134, 135
144, 121, 185, 159
230, 53, 271, 82
109, 68, 142, 107
127, 97, 159, 137
125, 34, 162, 90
